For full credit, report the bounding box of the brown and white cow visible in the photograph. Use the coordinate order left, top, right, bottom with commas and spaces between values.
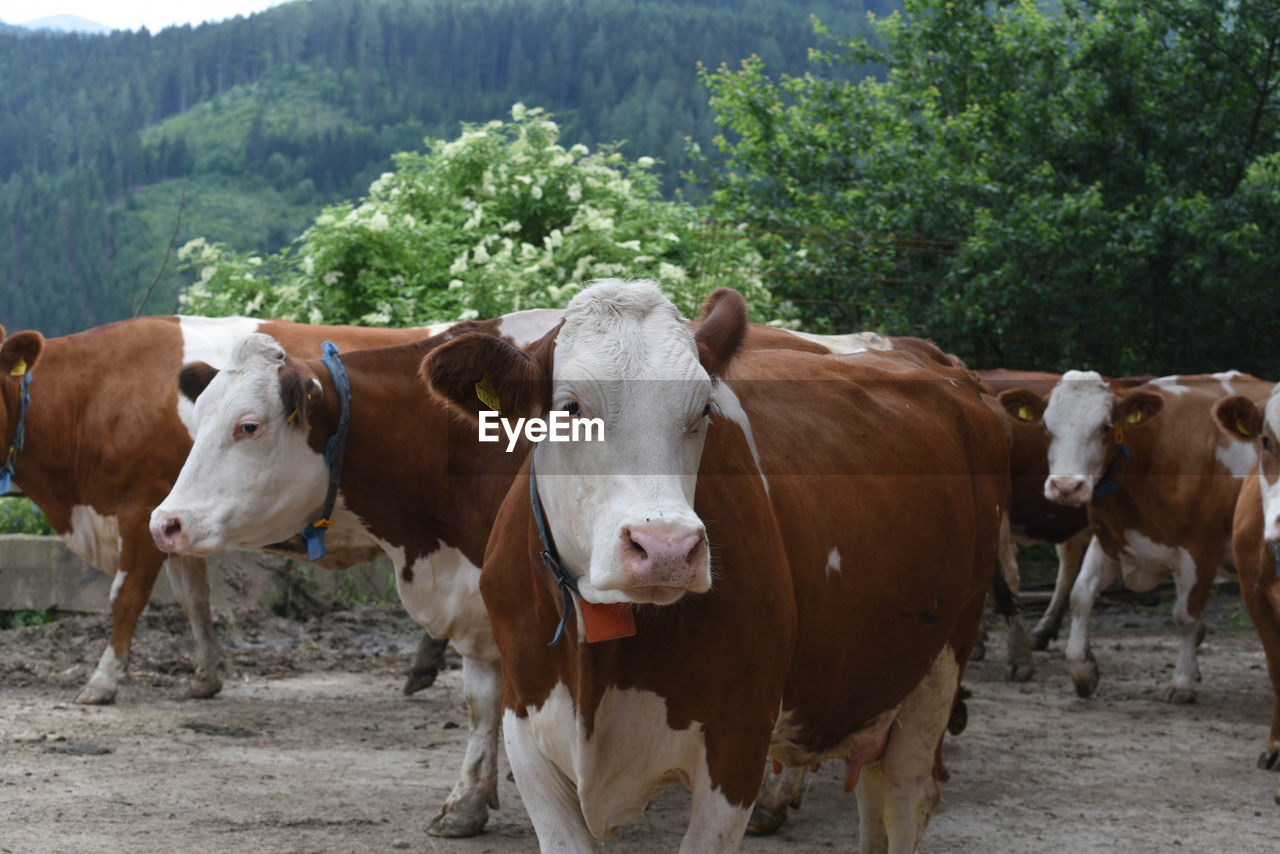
0, 313, 555, 705
1000, 370, 1272, 701
425, 280, 1010, 852
983, 369, 1153, 652
1213, 388, 1280, 802
147, 311, 579, 836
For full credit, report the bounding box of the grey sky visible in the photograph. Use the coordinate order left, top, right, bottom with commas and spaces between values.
0, 1, 290, 33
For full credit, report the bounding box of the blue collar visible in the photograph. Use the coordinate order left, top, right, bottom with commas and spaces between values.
1092, 443, 1130, 504
299, 341, 351, 560
0, 371, 33, 495
529, 454, 581, 646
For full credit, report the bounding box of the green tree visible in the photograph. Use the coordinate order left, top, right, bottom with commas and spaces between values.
701, 0, 1280, 373
179, 105, 774, 325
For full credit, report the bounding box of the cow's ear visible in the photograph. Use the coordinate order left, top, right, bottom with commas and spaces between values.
693, 288, 748, 376
421, 329, 552, 422
997, 388, 1047, 424
178, 362, 219, 402
0, 330, 44, 378
1213, 395, 1263, 442
279, 366, 323, 430
1115, 389, 1164, 426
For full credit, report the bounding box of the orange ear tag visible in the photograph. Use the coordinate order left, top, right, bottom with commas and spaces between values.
580, 601, 637, 643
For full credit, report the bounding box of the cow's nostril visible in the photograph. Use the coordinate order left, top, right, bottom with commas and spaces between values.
164, 520, 182, 539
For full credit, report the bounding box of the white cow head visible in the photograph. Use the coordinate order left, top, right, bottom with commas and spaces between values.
425, 279, 747, 607
997, 370, 1163, 506
1215, 390, 1280, 543
150, 333, 328, 555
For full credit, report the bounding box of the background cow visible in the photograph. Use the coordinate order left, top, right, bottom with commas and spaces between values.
983, 369, 1153, 652
1213, 390, 1280, 802
999, 370, 1272, 701
425, 280, 1010, 852
0, 314, 558, 704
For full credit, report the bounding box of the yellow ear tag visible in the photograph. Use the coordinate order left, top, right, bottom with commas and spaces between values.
475, 377, 501, 413
10, 357, 26, 377
1017, 404, 1033, 422
1236, 417, 1252, 438
1114, 425, 1125, 444
1126, 410, 1142, 424
287, 408, 299, 424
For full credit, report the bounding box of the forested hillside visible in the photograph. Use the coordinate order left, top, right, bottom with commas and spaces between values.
0, 0, 883, 336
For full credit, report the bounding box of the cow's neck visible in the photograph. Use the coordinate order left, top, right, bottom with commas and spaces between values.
309, 341, 516, 568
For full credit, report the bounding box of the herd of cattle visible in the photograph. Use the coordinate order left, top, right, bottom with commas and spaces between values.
2, 278, 1279, 852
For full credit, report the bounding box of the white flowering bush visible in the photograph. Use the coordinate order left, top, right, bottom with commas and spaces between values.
180, 105, 774, 325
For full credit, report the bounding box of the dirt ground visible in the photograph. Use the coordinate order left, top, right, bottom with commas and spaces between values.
2, 590, 1278, 853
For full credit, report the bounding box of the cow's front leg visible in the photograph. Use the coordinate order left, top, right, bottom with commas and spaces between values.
1065, 539, 1121, 698
76, 534, 165, 705
747, 764, 805, 835
164, 554, 223, 699
503, 708, 596, 853
427, 656, 502, 837
681, 757, 755, 854
1030, 530, 1090, 650
1164, 554, 1212, 704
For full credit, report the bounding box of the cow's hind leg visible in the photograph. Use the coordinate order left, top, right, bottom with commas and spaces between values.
995, 514, 1034, 682
503, 709, 596, 853
873, 645, 959, 854
747, 764, 806, 835
1030, 530, 1090, 650
1163, 553, 1212, 704
165, 555, 223, 699
1065, 539, 1121, 698
427, 656, 502, 837
403, 632, 450, 695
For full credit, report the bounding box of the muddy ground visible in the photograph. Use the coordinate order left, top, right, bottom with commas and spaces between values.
2, 590, 1278, 853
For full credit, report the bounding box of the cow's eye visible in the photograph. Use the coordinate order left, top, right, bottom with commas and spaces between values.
702, 403, 712, 419
1264, 435, 1273, 454
234, 421, 261, 440
1101, 422, 1113, 436
562, 400, 580, 416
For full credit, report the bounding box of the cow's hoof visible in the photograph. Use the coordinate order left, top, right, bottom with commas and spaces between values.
184, 675, 223, 700
1257, 750, 1279, 771
746, 802, 788, 836
1160, 685, 1196, 704
402, 666, 439, 696
427, 806, 488, 838
1068, 655, 1099, 698
1007, 659, 1036, 683
74, 683, 117, 705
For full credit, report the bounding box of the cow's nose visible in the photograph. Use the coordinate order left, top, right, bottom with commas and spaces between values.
150, 515, 185, 552
619, 524, 706, 590
1046, 477, 1089, 506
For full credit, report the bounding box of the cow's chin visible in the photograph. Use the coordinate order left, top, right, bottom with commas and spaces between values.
621, 586, 691, 607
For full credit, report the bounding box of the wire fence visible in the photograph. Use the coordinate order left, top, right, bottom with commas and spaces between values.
690, 222, 1280, 377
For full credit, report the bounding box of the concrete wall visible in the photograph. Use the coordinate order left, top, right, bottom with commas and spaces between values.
0, 534, 396, 614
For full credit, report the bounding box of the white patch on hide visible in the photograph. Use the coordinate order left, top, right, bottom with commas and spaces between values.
62, 505, 122, 574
